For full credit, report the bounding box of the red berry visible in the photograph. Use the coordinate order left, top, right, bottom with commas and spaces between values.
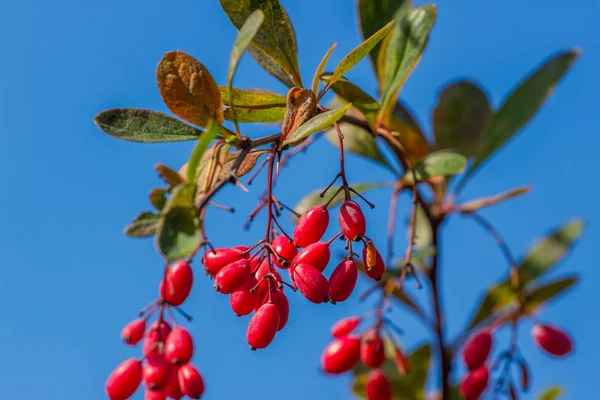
143, 354, 171, 390
164, 327, 194, 365
106, 358, 143, 400
255, 260, 282, 297
331, 316, 361, 338
159, 261, 193, 306
532, 324, 573, 357
366, 369, 391, 400
463, 329, 493, 370
328, 259, 358, 302
214, 259, 250, 294
339, 200, 366, 241
145, 389, 166, 400
361, 246, 385, 281
121, 318, 146, 346
292, 242, 331, 272
202, 247, 244, 276
177, 364, 205, 399
164, 367, 184, 400
460, 365, 489, 399
247, 303, 280, 350
143, 320, 172, 357
294, 206, 329, 248
361, 330, 385, 368
260, 289, 290, 331
271, 235, 298, 268
321, 336, 361, 374
232, 245, 250, 257
294, 263, 329, 304
230, 276, 260, 316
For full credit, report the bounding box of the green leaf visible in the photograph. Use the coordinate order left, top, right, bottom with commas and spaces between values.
281, 103, 352, 148
227, 10, 265, 135
312, 43, 337, 95
187, 120, 220, 183
538, 386, 563, 400
124, 211, 160, 238
467, 282, 516, 329
357, 0, 413, 75
322, 20, 395, 95
223, 106, 286, 123
94, 108, 204, 143
220, 0, 302, 87
156, 184, 199, 261
413, 204, 432, 250
409, 246, 437, 266
293, 182, 391, 221
433, 80, 492, 156
320, 74, 381, 126
468, 50, 580, 179
402, 149, 467, 184
458, 186, 531, 214
378, 5, 437, 124
525, 275, 578, 312
220, 87, 286, 106
519, 219, 584, 285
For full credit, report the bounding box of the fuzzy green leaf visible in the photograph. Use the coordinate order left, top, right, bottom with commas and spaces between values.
220, 87, 286, 106
312, 43, 337, 94
402, 149, 467, 184
525, 276, 578, 312
95, 108, 204, 143
538, 386, 563, 400
459, 186, 532, 214
156, 184, 199, 261
468, 282, 515, 329
223, 106, 286, 123
187, 120, 220, 183
124, 211, 160, 238
320, 74, 381, 126
281, 103, 352, 148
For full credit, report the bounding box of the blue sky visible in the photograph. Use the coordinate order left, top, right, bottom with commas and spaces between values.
0, 0, 598, 399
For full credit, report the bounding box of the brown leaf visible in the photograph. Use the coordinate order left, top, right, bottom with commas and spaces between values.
218, 149, 270, 179
459, 186, 532, 214
281, 88, 317, 142
149, 188, 167, 210
155, 164, 185, 189
156, 51, 223, 127
383, 112, 430, 162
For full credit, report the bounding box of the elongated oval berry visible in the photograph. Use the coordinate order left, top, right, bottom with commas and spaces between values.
202, 247, 244, 276
164, 327, 194, 365
255, 260, 282, 297
293, 242, 330, 272
460, 366, 489, 399
232, 245, 250, 257
366, 369, 391, 400
159, 261, 193, 306
532, 324, 573, 357
331, 316, 361, 338
230, 276, 260, 316
362, 246, 385, 281
165, 367, 184, 400
106, 358, 143, 400
261, 289, 290, 331
463, 329, 493, 370
321, 336, 361, 374
143, 354, 171, 390
339, 200, 366, 241
247, 303, 280, 350
145, 389, 166, 400
294, 206, 329, 248
294, 263, 329, 304
177, 364, 205, 399
214, 259, 250, 294
143, 320, 172, 357
121, 318, 146, 346
271, 235, 298, 268
328, 259, 358, 302
361, 330, 385, 368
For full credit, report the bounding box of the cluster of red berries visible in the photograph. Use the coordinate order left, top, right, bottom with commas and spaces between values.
106, 261, 205, 400
459, 323, 573, 399
320, 316, 408, 400
201, 200, 385, 351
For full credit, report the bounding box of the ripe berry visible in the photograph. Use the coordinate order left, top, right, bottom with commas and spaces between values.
143, 354, 171, 390
260, 289, 290, 331
121, 318, 146, 346
366, 369, 391, 400
177, 364, 205, 399
292, 242, 331, 272
532, 324, 573, 357
145, 389, 166, 400
460, 365, 489, 399
462, 329, 493, 370
294, 263, 329, 304
271, 235, 298, 268
202, 247, 244, 276
331, 316, 361, 338
106, 358, 143, 400
255, 260, 282, 297
339, 200, 366, 241
247, 303, 280, 350
361, 246, 385, 281
294, 206, 329, 248
165, 367, 184, 400
361, 330, 385, 368
143, 320, 172, 357
232, 245, 250, 256
328, 259, 358, 302
159, 260, 193, 306
214, 259, 250, 294
164, 327, 194, 365
321, 336, 361, 374
230, 276, 260, 316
